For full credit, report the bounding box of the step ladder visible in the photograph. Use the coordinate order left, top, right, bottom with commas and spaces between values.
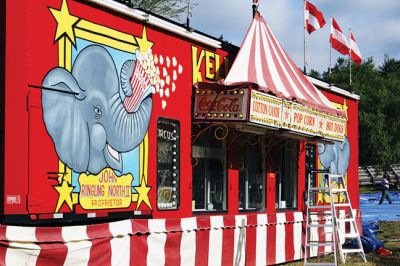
304, 170, 337, 266
304, 171, 367, 265
329, 174, 367, 264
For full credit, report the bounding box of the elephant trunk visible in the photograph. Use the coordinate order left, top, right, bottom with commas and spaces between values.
109, 92, 152, 152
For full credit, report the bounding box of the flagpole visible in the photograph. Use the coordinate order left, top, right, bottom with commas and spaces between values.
349, 28, 353, 89
303, 0, 306, 74
329, 17, 332, 86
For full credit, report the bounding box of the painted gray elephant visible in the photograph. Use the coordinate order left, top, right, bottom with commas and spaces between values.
42, 45, 153, 174
317, 137, 350, 176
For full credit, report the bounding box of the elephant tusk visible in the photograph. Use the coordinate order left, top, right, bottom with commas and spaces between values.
107, 144, 120, 162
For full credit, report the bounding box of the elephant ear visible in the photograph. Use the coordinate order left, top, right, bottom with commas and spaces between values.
42, 67, 90, 173
120, 59, 135, 97
336, 137, 350, 176
317, 143, 334, 169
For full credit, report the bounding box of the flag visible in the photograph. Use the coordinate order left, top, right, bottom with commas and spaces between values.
305, 1, 326, 34
330, 18, 350, 55
349, 32, 362, 65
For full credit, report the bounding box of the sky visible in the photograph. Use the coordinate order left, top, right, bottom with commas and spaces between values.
184, 0, 400, 72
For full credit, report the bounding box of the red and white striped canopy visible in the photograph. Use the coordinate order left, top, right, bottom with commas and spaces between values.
223, 13, 342, 116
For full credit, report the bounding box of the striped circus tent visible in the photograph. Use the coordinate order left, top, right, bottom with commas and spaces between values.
222, 12, 343, 117
0, 212, 360, 265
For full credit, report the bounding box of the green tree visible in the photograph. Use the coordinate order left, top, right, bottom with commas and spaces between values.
322, 56, 400, 168
122, 0, 190, 20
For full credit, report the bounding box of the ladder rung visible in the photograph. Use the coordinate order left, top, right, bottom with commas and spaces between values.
309, 211, 333, 215
343, 233, 359, 238
334, 203, 351, 207
337, 218, 355, 222
309, 187, 330, 191
307, 242, 334, 247
331, 188, 347, 193
308, 205, 332, 209
341, 248, 364, 253
308, 224, 334, 228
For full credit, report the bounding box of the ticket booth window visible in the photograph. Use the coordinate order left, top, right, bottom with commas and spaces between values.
276, 140, 298, 209
192, 126, 227, 212
238, 136, 265, 211
156, 118, 180, 210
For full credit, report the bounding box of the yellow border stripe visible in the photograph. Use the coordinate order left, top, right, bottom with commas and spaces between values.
58, 37, 65, 68
65, 39, 72, 71
77, 20, 138, 46
75, 28, 137, 53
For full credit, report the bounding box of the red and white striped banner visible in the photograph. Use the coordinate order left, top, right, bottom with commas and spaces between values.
0, 211, 361, 265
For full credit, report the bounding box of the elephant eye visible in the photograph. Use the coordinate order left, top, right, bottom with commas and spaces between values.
93, 105, 102, 119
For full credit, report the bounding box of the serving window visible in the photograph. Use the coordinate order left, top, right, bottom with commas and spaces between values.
192, 125, 227, 212
238, 135, 265, 211
276, 140, 298, 209
156, 118, 180, 210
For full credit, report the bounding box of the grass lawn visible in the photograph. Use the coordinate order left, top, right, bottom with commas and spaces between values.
286, 221, 400, 265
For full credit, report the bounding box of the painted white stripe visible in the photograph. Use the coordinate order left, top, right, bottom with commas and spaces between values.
109, 219, 133, 237
180, 217, 197, 266
108, 218, 132, 266
272, 32, 324, 106
324, 214, 333, 253
338, 210, 346, 244
259, 24, 290, 98
147, 219, 167, 266
5, 242, 40, 266
309, 214, 319, 257
275, 213, 286, 264
6, 225, 37, 242
234, 215, 247, 266
224, 20, 255, 84
62, 225, 88, 242
254, 22, 268, 89
208, 216, 224, 266
266, 22, 326, 107
111, 235, 130, 266
256, 214, 268, 266
293, 212, 303, 260
64, 240, 92, 266
263, 23, 307, 101
62, 225, 91, 266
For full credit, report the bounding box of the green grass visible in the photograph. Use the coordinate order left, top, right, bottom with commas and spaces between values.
286, 221, 400, 265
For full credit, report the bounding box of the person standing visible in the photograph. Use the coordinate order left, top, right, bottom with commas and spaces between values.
379, 173, 393, 204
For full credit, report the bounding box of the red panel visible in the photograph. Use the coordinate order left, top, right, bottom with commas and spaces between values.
297, 141, 306, 212
266, 172, 276, 213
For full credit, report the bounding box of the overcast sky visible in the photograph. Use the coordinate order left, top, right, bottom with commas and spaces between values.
186, 0, 400, 72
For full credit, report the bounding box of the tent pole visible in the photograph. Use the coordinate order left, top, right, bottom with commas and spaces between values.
303, 0, 306, 74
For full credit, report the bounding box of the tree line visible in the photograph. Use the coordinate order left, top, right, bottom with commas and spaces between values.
309, 56, 400, 169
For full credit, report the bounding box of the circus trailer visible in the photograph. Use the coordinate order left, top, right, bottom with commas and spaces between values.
1, 0, 361, 264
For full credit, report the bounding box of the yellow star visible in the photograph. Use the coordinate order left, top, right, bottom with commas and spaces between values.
54, 180, 74, 212
49, 0, 79, 45
136, 27, 154, 53
134, 176, 152, 210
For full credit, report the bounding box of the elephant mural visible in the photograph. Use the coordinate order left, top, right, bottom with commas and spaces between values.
317, 136, 350, 176
42, 45, 153, 174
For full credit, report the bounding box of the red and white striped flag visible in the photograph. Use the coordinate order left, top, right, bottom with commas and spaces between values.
305, 1, 326, 34
349, 31, 362, 65
330, 18, 350, 55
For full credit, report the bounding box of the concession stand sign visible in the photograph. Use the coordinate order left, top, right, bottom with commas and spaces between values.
194, 88, 346, 141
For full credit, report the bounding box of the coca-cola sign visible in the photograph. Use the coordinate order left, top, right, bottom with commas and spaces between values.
194, 89, 247, 120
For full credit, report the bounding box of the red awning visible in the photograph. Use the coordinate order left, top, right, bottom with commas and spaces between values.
198, 12, 343, 117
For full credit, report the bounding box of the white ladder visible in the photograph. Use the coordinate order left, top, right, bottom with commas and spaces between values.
304, 170, 337, 266
329, 174, 367, 264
